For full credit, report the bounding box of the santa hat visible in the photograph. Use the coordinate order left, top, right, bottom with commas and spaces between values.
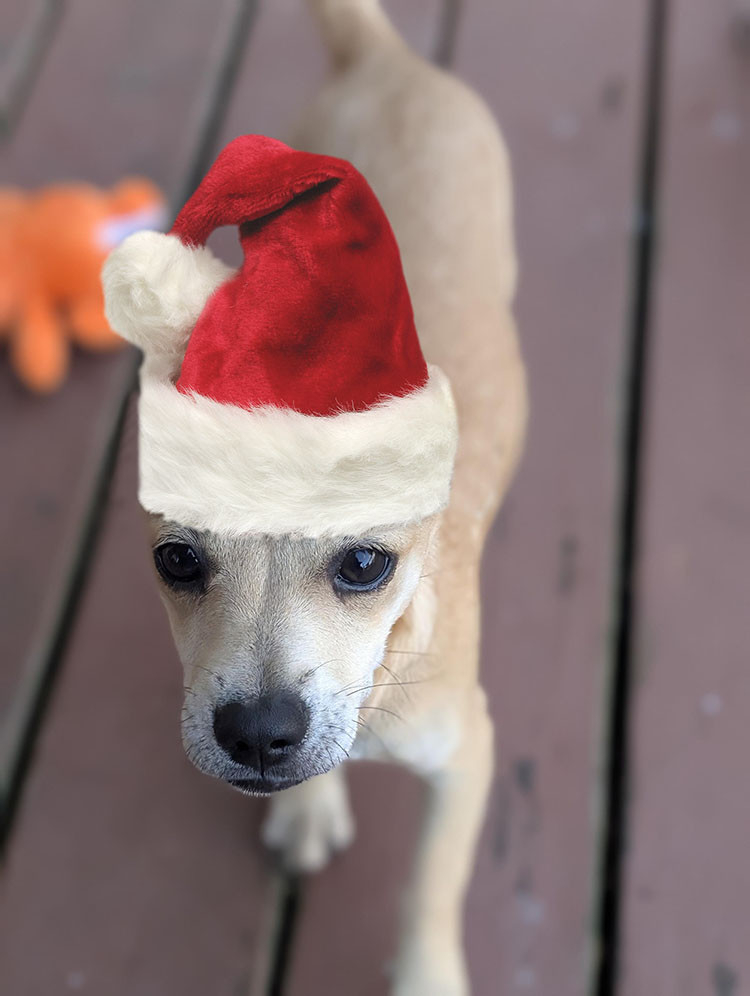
102, 135, 457, 538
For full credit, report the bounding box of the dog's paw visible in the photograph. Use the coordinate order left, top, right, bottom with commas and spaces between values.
391, 969, 468, 996
261, 770, 354, 873
391, 943, 468, 996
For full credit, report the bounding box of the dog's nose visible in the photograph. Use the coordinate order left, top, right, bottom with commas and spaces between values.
213, 693, 309, 769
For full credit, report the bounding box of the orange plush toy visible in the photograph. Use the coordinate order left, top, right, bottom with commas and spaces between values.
0, 179, 165, 392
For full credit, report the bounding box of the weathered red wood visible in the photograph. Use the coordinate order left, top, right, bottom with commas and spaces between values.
0, 0, 63, 135
0, 420, 274, 994
283, 1, 648, 993
293, 765, 423, 996
618, 4, 750, 994
0, 0, 27, 48
0, 0, 37, 88
459, 1, 649, 989
0, 0, 236, 740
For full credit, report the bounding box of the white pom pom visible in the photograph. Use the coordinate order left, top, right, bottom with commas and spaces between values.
101, 231, 234, 378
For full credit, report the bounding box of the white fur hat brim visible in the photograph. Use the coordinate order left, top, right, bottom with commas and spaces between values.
137, 365, 458, 537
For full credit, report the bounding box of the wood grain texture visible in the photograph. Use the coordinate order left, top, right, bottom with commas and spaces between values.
0, 0, 28, 51
282, 1, 648, 993
0, 0, 63, 135
0, 0, 236, 744
618, 4, 750, 994
457, 2, 647, 990
0, 0, 44, 82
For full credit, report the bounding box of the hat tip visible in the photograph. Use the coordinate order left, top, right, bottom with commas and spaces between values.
101, 230, 234, 377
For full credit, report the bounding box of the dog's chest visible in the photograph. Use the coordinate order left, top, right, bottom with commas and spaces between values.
349, 704, 461, 775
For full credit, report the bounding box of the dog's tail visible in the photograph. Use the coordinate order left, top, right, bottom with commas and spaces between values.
306, 0, 401, 69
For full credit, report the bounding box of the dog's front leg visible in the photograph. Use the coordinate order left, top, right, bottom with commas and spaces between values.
261, 766, 354, 873
393, 691, 493, 996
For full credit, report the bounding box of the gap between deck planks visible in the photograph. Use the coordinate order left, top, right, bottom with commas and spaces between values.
0, 0, 63, 139
594, 0, 669, 990
617, 2, 750, 994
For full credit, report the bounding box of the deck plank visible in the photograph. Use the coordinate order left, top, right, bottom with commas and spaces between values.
0, 0, 63, 137
0, 0, 40, 90
0, 0, 242, 772
0, 0, 28, 49
283, 1, 649, 993
618, 4, 750, 994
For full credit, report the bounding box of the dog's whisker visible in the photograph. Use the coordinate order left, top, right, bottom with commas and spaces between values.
329, 736, 350, 759
385, 649, 436, 657
329, 721, 355, 744
379, 661, 428, 686
378, 662, 417, 698
355, 715, 390, 753
377, 660, 402, 680
191, 662, 222, 682
334, 671, 374, 697
346, 678, 425, 697
358, 704, 404, 721
323, 742, 337, 771
303, 658, 345, 682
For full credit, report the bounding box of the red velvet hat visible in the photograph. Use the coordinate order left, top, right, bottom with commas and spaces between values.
102, 135, 457, 537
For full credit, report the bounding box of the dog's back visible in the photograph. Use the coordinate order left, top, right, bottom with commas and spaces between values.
298, 0, 527, 540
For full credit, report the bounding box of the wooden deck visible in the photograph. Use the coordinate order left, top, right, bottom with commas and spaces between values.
1, 2, 747, 994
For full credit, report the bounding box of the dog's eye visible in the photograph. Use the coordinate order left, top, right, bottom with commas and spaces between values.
154, 542, 203, 586
335, 547, 393, 591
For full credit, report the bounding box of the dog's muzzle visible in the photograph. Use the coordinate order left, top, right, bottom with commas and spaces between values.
212, 692, 310, 794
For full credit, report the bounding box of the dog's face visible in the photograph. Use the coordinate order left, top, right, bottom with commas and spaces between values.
147, 514, 437, 794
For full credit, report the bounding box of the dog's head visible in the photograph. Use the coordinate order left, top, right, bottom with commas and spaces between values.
102, 136, 458, 795
147, 514, 438, 794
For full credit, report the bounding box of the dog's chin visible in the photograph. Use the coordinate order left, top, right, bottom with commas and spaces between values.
184, 745, 345, 795
226, 772, 309, 796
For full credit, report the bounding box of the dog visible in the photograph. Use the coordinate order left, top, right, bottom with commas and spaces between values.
104, 2, 527, 992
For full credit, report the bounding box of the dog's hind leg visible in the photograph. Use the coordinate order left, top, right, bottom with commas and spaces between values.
392, 689, 493, 996
262, 765, 354, 873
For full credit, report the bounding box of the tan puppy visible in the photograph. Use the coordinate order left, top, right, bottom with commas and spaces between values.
114, 1, 526, 993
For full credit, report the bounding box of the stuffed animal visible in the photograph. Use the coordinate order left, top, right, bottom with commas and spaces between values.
0, 178, 165, 392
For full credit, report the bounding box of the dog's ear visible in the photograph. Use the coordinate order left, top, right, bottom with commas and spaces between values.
101, 230, 234, 379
